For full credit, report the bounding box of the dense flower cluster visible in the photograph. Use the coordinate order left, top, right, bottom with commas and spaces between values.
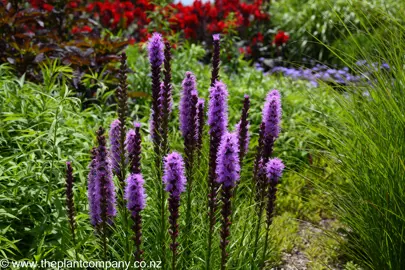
26, 0, 275, 46
85, 0, 153, 40
168, 0, 269, 39
257, 59, 390, 87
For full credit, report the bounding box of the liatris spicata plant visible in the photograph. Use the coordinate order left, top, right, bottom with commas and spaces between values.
196, 98, 205, 152
148, 32, 164, 150
236, 94, 250, 166
65, 161, 76, 246
147, 33, 167, 266
253, 90, 282, 199
180, 71, 199, 168
206, 80, 229, 269
159, 40, 173, 156
261, 90, 282, 160
115, 52, 129, 188
163, 152, 187, 270
211, 34, 221, 86
125, 173, 147, 261
216, 132, 240, 270
126, 122, 142, 174
109, 119, 121, 175
261, 158, 285, 266
88, 148, 98, 226
179, 71, 199, 260
90, 127, 117, 259
252, 90, 282, 263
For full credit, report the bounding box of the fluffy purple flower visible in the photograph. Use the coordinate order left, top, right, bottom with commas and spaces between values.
148, 33, 164, 67
262, 90, 282, 139
163, 152, 187, 197
180, 72, 199, 139
265, 158, 285, 184
216, 132, 240, 188
208, 81, 228, 138
109, 119, 121, 175
125, 173, 146, 214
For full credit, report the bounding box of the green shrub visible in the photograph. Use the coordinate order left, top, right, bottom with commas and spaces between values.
271, 0, 401, 63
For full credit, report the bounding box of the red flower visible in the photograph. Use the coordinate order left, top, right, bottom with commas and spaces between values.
71, 25, 93, 34
71, 26, 79, 34
81, 26, 93, 33
67, 1, 78, 9
42, 3, 54, 12
273, 31, 289, 46
128, 37, 136, 45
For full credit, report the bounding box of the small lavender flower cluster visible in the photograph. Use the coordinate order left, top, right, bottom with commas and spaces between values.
256, 58, 390, 87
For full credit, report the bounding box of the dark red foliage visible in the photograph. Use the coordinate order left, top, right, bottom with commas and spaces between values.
0, 0, 131, 85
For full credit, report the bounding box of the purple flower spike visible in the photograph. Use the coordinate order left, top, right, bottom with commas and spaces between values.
126, 122, 142, 174
125, 172, 146, 261
262, 90, 282, 139
265, 158, 285, 184
196, 98, 205, 150
109, 119, 121, 175
235, 121, 249, 157
236, 94, 250, 164
88, 148, 99, 226
208, 81, 228, 139
211, 34, 221, 86
95, 127, 117, 225
216, 132, 240, 188
180, 72, 199, 139
125, 173, 147, 214
163, 152, 187, 197
148, 33, 164, 150
148, 33, 164, 67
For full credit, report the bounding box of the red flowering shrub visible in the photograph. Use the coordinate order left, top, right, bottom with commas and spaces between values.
85, 0, 154, 40
0, 0, 289, 83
